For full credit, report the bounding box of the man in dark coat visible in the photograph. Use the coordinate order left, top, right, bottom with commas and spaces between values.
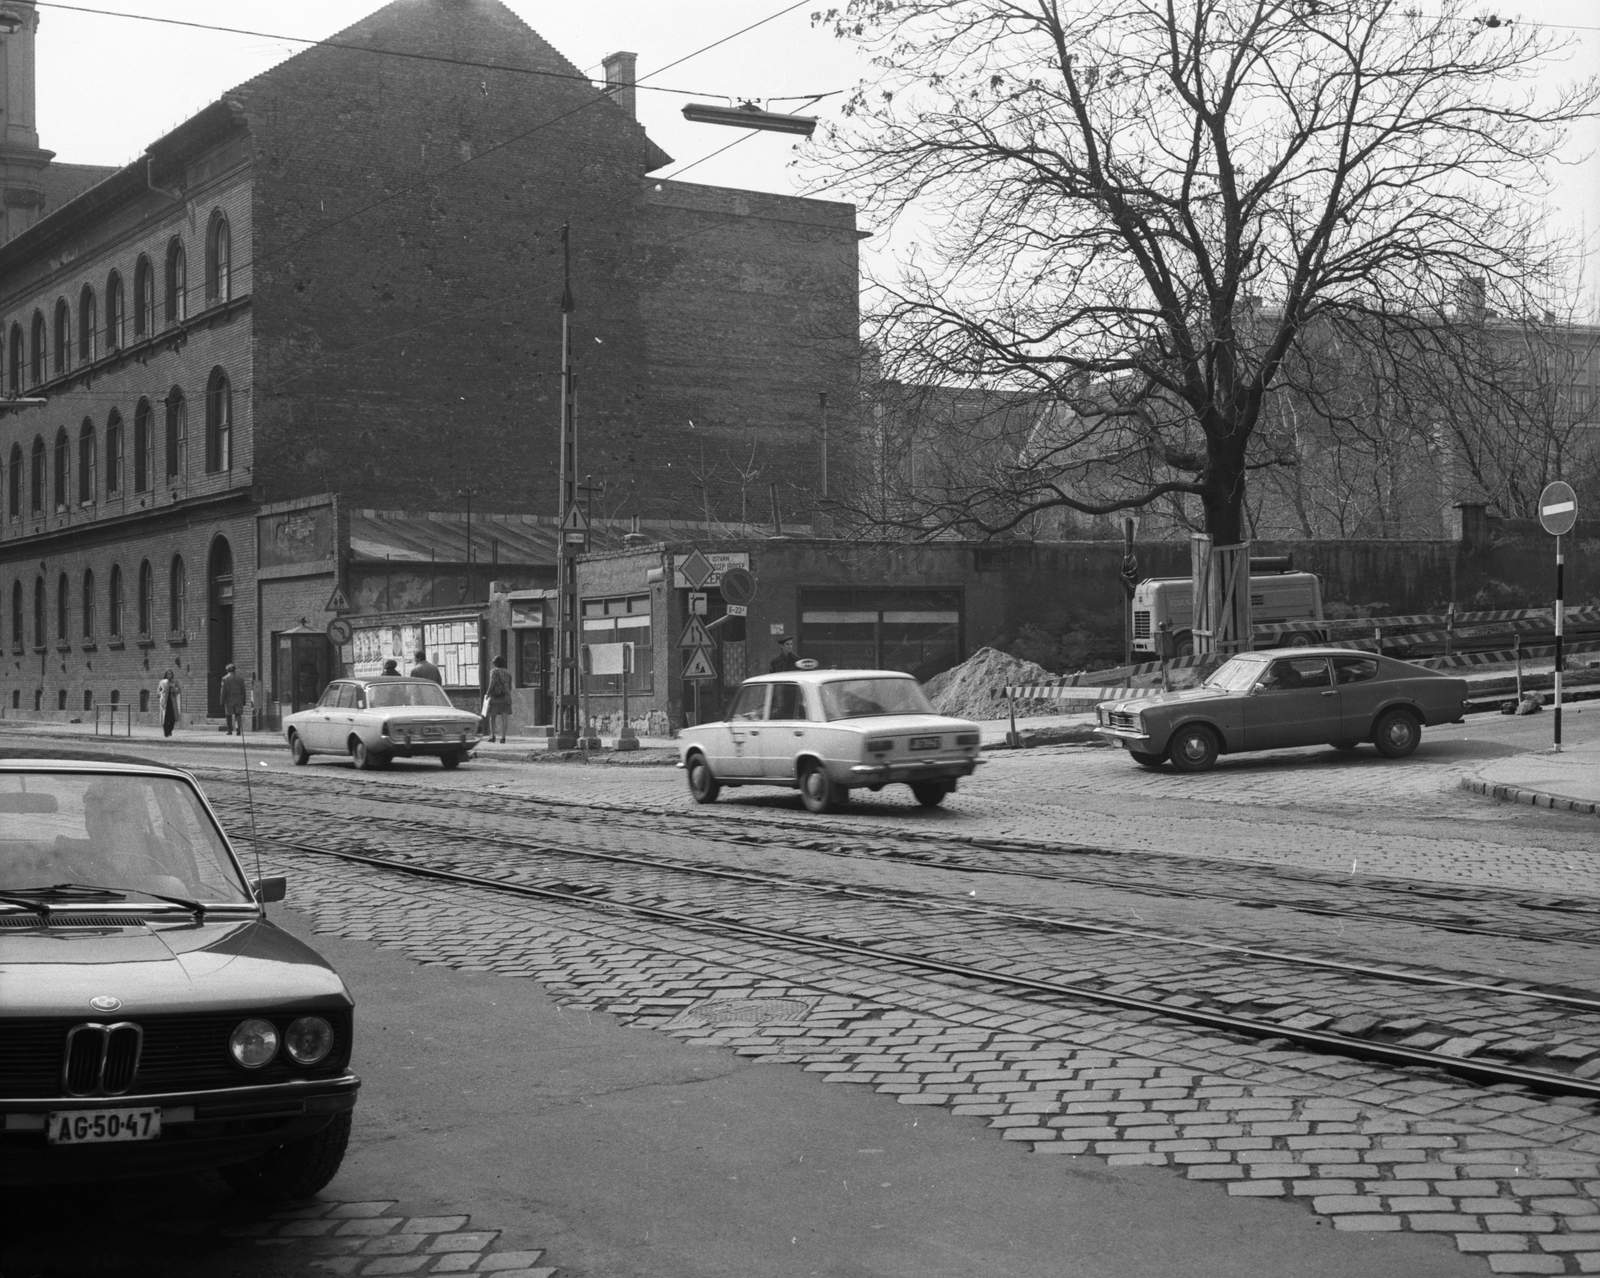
220, 664, 248, 735
410, 648, 443, 684
769, 636, 799, 673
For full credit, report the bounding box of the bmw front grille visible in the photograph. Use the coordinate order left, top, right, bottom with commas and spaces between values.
62, 1022, 143, 1096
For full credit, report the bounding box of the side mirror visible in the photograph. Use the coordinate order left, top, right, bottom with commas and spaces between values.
252, 875, 287, 904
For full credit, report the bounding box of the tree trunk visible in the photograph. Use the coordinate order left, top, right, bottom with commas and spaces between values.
1200, 435, 1249, 544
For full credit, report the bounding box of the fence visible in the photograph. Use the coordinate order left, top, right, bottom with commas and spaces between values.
92, 703, 134, 737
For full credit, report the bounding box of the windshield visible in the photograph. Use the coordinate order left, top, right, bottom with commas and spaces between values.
1203, 655, 1270, 692
0, 772, 252, 904
820, 678, 935, 721
367, 682, 453, 709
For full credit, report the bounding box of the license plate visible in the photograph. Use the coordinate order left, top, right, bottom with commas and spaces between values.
909, 735, 941, 751
422, 727, 440, 736
47, 1108, 161, 1144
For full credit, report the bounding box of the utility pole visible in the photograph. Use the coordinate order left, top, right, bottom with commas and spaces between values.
551, 222, 580, 748
818, 391, 828, 499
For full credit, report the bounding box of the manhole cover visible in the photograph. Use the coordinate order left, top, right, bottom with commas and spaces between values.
669, 997, 813, 1028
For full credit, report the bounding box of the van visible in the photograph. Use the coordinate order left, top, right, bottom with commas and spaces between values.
1131, 571, 1324, 656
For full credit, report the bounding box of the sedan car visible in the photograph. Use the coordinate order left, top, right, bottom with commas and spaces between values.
1094, 648, 1469, 772
284, 676, 481, 769
0, 754, 359, 1197
678, 668, 984, 813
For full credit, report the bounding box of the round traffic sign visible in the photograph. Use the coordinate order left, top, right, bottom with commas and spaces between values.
719, 565, 757, 605
1539, 481, 1578, 536
326, 617, 353, 646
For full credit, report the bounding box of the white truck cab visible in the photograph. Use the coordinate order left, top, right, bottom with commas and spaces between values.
1132, 569, 1324, 656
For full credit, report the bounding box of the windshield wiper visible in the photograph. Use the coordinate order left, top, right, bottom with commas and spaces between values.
0, 893, 49, 915
5, 882, 207, 918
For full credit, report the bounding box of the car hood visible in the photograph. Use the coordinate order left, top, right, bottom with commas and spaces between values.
0, 916, 352, 1015
1103, 686, 1235, 715
823, 714, 978, 735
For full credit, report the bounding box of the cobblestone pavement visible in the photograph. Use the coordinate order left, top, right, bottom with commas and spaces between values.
258, 836, 1600, 1276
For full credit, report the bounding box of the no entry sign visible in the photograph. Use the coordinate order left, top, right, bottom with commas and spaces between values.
1539, 481, 1577, 536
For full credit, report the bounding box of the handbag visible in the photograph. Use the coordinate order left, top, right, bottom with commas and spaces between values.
480, 693, 492, 718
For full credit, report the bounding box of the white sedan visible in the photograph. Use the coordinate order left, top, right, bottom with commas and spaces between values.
677, 668, 984, 813
284, 677, 482, 769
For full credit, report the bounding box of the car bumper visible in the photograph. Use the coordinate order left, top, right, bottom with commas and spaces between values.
846, 757, 983, 785
0, 1074, 360, 1185
381, 737, 479, 756
1094, 727, 1155, 748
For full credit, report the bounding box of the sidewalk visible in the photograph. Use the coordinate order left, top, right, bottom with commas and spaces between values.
1460, 734, 1600, 816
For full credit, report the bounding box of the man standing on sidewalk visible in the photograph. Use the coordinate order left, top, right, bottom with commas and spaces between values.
157, 671, 180, 737
411, 648, 443, 684
220, 664, 247, 735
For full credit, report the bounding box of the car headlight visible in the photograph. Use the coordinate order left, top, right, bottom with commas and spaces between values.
381, 720, 392, 736
285, 1016, 334, 1065
866, 739, 893, 753
229, 1018, 279, 1068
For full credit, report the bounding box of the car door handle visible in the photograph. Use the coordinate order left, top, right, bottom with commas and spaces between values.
1320, 690, 1337, 697
793, 730, 804, 737
749, 729, 760, 736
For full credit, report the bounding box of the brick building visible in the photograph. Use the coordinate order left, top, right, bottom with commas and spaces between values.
0, 0, 859, 726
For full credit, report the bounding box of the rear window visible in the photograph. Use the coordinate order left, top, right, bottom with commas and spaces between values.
367, 682, 453, 708
820, 678, 934, 721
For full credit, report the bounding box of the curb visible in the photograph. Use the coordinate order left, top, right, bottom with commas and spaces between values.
1458, 774, 1600, 816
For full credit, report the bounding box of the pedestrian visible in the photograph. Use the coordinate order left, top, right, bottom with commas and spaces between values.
769, 635, 799, 673
156, 670, 180, 737
484, 654, 514, 743
220, 663, 247, 735
380, 658, 400, 677
410, 648, 443, 684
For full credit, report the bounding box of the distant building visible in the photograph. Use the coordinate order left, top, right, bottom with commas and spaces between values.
0, 0, 859, 726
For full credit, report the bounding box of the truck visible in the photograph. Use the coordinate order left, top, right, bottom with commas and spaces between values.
1131, 568, 1324, 656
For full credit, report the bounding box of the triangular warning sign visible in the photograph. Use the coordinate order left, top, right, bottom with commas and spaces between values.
681, 648, 718, 679
325, 585, 352, 613
677, 616, 715, 649
562, 501, 589, 533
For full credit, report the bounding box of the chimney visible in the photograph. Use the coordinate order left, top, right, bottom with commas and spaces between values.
0, 2, 52, 244
602, 51, 637, 120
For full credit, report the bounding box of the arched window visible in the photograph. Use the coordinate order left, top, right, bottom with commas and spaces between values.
205, 367, 231, 472
206, 211, 231, 303
82, 569, 95, 640
53, 298, 69, 374
168, 555, 185, 634
56, 571, 67, 641
32, 576, 44, 647
108, 564, 123, 638
164, 237, 186, 324
133, 398, 152, 493
10, 579, 21, 647
29, 436, 44, 512
6, 442, 18, 518
29, 310, 44, 385
52, 428, 68, 511
7, 322, 20, 394
77, 418, 95, 504
133, 255, 154, 337
104, 410, 122, 495
78, 284, 96, 364
164, 388, 186, 480
137, 560, 153, 636
105, 271, 124, 350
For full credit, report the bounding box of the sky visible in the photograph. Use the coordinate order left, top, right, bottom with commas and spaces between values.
33, 0, 1600, 302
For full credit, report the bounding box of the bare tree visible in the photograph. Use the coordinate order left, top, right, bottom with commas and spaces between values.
810, 0, 1595, 542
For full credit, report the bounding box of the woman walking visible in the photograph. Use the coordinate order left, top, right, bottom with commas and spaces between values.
157, 670, 180, 737
485, 655, 513, 743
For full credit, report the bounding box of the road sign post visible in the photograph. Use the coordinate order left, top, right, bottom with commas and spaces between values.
1539, 481, 1578, 751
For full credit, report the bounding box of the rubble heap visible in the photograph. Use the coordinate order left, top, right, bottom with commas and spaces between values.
921, 647, 1060, 721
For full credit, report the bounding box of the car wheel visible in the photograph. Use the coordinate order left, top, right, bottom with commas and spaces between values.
350, 739, 382, 771
910, 781, 947, 807
1330, 740, 1361, 752
799, 761, 844, 814
439, 750, 463, 769
1129, 749, 1165, 768
1285, 632, 1314, 648
1167, 724, 1219, 773
1372, 709, 1421, 759
289, 732, 310, 766
686, 753, 720, 803
220, 1111, 351, 1202
1174, 631, 1196, 658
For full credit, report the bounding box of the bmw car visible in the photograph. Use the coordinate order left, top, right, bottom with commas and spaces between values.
0, 754, 358, 1196
284, 676, 481, 769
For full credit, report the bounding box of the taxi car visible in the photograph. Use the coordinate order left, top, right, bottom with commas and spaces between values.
284, 676, 481, 769
0, 753, 359, 1197
678, 668, 984, 812
1094, 647, 1470, 772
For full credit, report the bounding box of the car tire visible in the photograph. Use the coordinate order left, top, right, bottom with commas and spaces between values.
350, 739, 383, 771
1330, 740, 1361, 752
1129, 749, 1165, 768
1285, 632, 1314, 648
1167, 724, 1220, 773
439, 750, 463, 770
1371, 709, 1421, 759
910, 781, 947, 807
289, 733, 310, 766
1174, 631, 1196, 658
686, 753, 720, 803
219, 1111, 351, 1202
799, 761, 844, 814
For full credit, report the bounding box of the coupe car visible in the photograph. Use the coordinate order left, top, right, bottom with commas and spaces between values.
1094, 648, 1470, 772
678, 669, 984, 813
283, 676, 481, 769
0, 754, 359, 1197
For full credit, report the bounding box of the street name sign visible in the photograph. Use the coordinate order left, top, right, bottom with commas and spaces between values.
672, 551, 750, 589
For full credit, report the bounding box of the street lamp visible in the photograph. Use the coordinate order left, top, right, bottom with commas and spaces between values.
681, 101, 817, 137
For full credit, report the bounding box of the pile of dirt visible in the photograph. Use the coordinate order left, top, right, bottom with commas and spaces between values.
921, 647, 1061, 721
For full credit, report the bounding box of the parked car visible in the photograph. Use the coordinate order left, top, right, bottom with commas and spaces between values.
678, 668, 984, 812
284, 676, 481, 769
1094, 648, 1470, 772
0, 754, 359, 1197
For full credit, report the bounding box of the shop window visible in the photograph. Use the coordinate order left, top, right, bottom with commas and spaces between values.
579, 593, 652, 694
515, 629, 544, 689
797, 587, 963, 683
